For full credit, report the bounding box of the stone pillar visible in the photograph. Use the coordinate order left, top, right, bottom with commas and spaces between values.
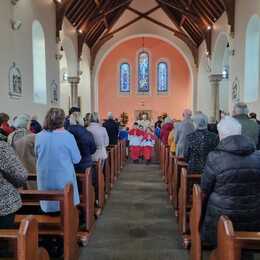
68, 76, 80, 107
209, 74, 223, 122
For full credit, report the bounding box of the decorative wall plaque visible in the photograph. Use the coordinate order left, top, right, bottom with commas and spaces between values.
9, 62, 22, 99
50, 80, 58, 104
232, 77, 240, 103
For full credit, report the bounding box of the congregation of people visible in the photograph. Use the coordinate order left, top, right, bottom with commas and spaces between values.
157, 102, 260, 259
2, 102, 260, 259
0, 108, 122, 253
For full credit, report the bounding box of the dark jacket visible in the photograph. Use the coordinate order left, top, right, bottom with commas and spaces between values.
68, 125, 96, 172
184, 129, 218, 173
234, 114, 259, 146
103, 119, 119, 145
30, 119, 42, 134
201, 135, 260, 246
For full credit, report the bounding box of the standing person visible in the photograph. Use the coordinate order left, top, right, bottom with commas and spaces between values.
249, 112, 260, 125
183, 112, 218, 173
0, 141, 28, 228
160, 117, 173, 145
201, 117, 260, 259
30, 115, 42, 134
67, 111, 96, 173
8, 114, 31, 147
138, 125, 145, 160
35, 108, 81, 213
103, 112, 119, 145
118, 125, 129, 142
0, 113, 14, 137
174, 109, 195, 157
128, 122, 143, 163
87, 112, 109, 165
64, 107, 80, 130
137, 113, 151, 131
142, 127, 155, 164
233, 102, 259, 147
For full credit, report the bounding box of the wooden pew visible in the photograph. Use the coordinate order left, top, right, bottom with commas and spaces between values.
173, 157, 187, 216
178, 168, 201, 248
190, 184, 202, 260
211, 216, 260, 260
16, 184, 79, 260
27, 169, 95, 242
163, 145, 170, 184
96, 160, 105, 209
190, 185, 260, 260
104, 150, 112, 195
167, 154, 175, 201
0, 216, 49, 260
109, 146, 116, 186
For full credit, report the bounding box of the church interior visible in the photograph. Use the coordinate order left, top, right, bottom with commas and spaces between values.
1, 0, 260, 260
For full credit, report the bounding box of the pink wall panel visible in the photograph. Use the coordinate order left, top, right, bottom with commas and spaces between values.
98, 37, 192, 125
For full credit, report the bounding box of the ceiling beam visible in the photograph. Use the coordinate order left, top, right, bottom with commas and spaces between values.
157, 0, 198, 20
220, 0, 235, 35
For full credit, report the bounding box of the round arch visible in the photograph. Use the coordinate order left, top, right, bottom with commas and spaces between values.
212, 32, 230, 113
93, 33, 196, 112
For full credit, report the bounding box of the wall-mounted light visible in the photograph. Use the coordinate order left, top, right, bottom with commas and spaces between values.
10, 19, 22, 30
11, 0, 19, 5
207, 25, 212, 31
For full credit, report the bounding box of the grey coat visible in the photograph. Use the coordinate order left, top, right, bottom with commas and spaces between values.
0, 141, 28, 216
174, 118, 195, 156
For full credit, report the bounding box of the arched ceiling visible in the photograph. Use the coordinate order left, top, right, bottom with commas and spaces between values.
54, 0, 235, 65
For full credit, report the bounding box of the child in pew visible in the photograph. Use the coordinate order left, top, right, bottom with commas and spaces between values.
141, 127, 155, 164
128, 122, 143, 163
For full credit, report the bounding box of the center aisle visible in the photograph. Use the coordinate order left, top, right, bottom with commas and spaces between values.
80, 162, 189, 260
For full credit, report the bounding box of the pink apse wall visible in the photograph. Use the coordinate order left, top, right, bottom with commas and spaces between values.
98, 37, 192, 125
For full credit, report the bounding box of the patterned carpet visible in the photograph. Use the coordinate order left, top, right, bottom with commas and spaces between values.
79, 162, 189, 260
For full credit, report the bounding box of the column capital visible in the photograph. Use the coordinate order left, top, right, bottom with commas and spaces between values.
209, 74, 223, 83
68, 76, 80, 84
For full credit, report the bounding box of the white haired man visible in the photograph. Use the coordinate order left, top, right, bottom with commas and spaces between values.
201, 116, 260, 260
174, 109, 195, 156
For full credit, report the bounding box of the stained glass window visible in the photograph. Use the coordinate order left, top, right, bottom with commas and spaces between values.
157, 62, 168, 93
138, 52, 149, 93
120, 63, 130, 93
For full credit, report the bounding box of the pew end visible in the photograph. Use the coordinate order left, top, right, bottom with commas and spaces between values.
0, 216, 50, 260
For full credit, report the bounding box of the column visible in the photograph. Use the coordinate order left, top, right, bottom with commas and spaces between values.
68, 76, 80, 107
209, 74, 223, 122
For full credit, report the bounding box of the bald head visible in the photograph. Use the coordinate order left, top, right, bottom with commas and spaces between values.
183, 109, 192, 119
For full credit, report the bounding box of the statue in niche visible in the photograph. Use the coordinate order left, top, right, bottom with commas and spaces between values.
50, 80, 58, 104
9, 62, 22, 99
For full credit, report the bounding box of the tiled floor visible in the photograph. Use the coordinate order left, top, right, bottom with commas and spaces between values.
79, 162, 189, 260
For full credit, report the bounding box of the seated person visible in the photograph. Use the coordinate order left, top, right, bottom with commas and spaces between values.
35, 108, 81, 213
8, 114, 31, 146
67, 110, 96, 173
0, 141, 28, 228
183, 112, 218, 173
201, 116, 260, 250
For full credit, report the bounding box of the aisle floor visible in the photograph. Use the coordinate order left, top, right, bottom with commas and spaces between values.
79, 162, 189, 260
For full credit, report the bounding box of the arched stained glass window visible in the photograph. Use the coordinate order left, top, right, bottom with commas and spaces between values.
157, 62, 168, 92
32, 20, 47, 104
138, 52, 149, 93
120, 63, 130, 93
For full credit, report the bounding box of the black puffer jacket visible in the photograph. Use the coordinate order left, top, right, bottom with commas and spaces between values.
201, 135, 260, 246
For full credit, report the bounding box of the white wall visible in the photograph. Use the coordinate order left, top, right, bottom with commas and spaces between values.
0, 0, 59, 122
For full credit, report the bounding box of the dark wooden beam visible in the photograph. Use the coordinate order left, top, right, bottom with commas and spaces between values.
55, 0, 74, 42
220, 0, 235, 35
157, 0, 198, 20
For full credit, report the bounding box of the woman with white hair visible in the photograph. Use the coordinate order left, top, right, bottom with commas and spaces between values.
87, 112, 109, 163
201, 116, 260, 255
8, 114, 31, 146
183, 112, 218, 173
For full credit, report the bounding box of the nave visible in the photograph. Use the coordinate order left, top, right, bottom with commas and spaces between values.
80, 162, 189, 260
